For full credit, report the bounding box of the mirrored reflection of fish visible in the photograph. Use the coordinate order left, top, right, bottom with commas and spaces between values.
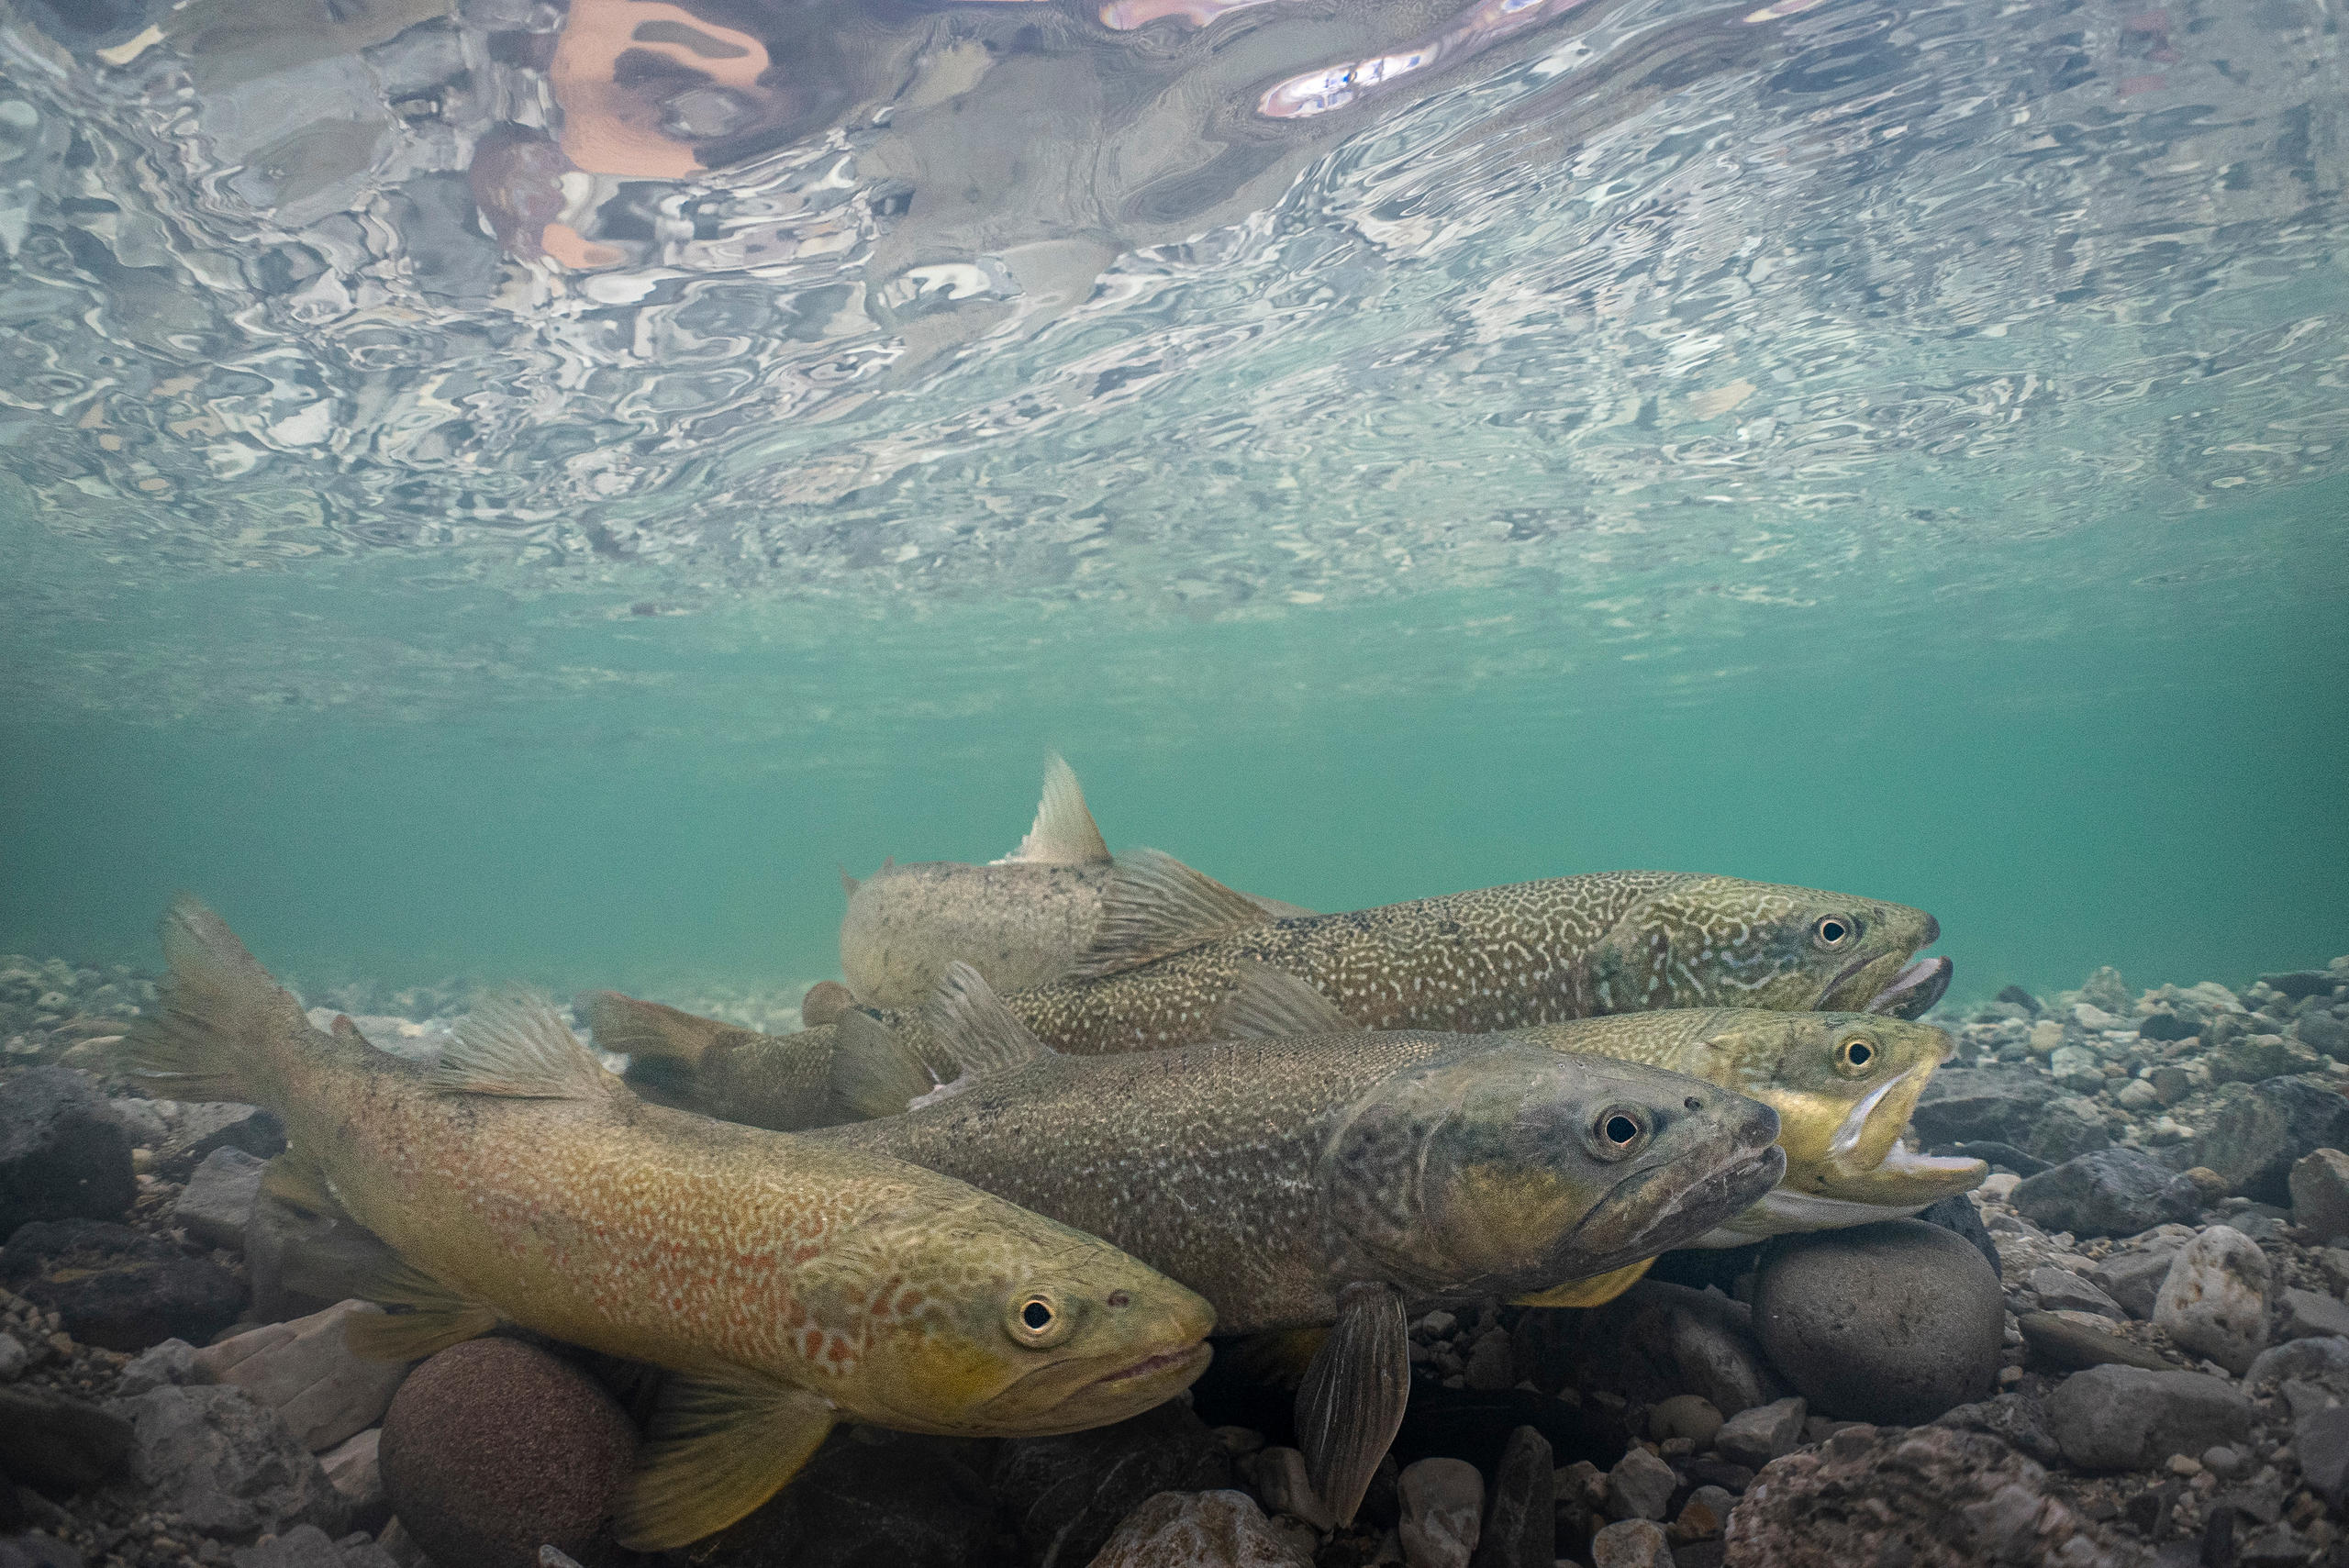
591, 859, 1949, 1130
807, 962, 1786, 1523
838, 753, 1308, 1009
1218, 965, 1985, 1261
128, 898, 1215, 1551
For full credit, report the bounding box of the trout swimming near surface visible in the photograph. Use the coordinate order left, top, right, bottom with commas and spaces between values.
128, 899, 1214, 1551
1218, 965, 1985, 1265
805, 962, 1786, 1523
590, 858, 1951, 1131
838, 753, 1309, 1008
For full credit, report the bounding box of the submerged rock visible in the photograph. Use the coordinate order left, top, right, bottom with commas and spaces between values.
195, 1300, 412, 1453
2188, 1076, 2349, 1204
1751, 1221, 2001, 1425
174, 1147, 268, 1252
1087, 1491, 1305, 1568
2288, 1148, 2349, 1243
995, 1396, 1230, 1567
1397, 1458, 1482, 1568
1469, 1426, 1553, 1568
707, 1429, 1006, 1568
0, 1219, 243, 1351
2043, 1364, 2254, 1471
0, 1385, 134, 1493
2009, 1150, 2199, 1239
1586, 1518, 1671, 1568
377, 1339, 634, 1568
105, 1383, 350, 1540
2151, 1225, 2270, 1373
2015, 1312, 2173, 1373
0, 1067, 136, 1236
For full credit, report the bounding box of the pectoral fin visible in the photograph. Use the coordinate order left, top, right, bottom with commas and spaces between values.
1511, 1256, 1654, 1309
339, 1259, 500, 1361
1296, 1283, 1409, 1529
615, 1369, 838, 1551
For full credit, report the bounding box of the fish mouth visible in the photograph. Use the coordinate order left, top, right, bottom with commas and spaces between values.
1867, 956, 1953, 1019
1095, 1340, 1214, 1388
1575, 1142, 1788, 1273
1811, 1066, 1985, 1202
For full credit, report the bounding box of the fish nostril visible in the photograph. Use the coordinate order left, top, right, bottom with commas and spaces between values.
1685, 1096, 1701, 1110
1107, 1290, 1130, 1307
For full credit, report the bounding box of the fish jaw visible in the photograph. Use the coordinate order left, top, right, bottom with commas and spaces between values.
1678, 1185, 1939, 1247
1813, 1140, 1987, 1207
1867, 956, 1954, 1018
962, 1325, 1215, 1436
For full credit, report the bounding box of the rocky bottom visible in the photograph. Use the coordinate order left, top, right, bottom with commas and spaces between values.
4, 952, 2348, 1568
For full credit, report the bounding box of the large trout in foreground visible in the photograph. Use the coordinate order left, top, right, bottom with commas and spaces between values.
128, 899, 1214, 1550
594, 861, 1952, 1131
807, 963, 1786, 1522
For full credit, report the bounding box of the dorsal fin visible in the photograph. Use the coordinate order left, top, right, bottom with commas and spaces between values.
1218, 962, 1362, 1040
840, 865, 860, 896
829, 1009, 947, 1119
994, 752, 1112, 867
1067, 849, 1273, 979
429, 993, 615, 1100
930, 962, 1054, 1080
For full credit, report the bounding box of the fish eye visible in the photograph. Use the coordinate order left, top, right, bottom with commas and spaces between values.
1586, 1104, 1652, 1162
1006, 1290, 1073, 1349
1811, 915, 1860, 951
1835, 1035, 1878, 1076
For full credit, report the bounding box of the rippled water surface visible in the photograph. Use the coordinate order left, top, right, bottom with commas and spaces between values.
1, 0, 2343, 993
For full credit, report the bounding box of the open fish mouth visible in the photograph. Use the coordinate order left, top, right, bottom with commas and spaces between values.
1866, 956, 1953, 1018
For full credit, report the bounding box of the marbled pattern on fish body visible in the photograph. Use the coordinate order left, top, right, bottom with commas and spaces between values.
130, 900, 1214, 1550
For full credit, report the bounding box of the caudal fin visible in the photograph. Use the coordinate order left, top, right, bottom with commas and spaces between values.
126, 896, 308, 1109
580, 992, 737, 1068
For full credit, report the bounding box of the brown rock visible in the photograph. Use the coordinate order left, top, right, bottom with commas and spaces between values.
377, 1339, 636, 1568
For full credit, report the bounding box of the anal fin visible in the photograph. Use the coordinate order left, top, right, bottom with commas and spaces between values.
615, 1368, 838, 1551
1296, 1283, 1409, 1529
1511, 1256, 1654, 1309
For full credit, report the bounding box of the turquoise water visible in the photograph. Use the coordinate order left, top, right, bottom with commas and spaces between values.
2, 0, 2345, 1004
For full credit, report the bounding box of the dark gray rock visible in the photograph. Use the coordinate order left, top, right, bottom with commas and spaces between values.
2009, 1150, 2201, 1239
2044, 1365, 2254, 1471
2298, 1012, 2349, 1061
2247, 1337, 2349, 1400
0, 1387, 134, 1492
2089, 1240, 2190, 1320
0, 1535, 83, 1568
2262, 973, 2341, 1001
1909, 1068, 2044, 1148
1752, 1221, 2002, 1425
2188, 1077, 2349, 1205
105, 1384, 349, 1540
116, 1339, 198, 1397
1914, 1195, 2000, 1274
0, 1220, 243, 1351
160, 1104, 286, 1177
1604, 1445, 1675, 1523
2016, 1312, 2173, 1373
2281, 1288, 2349, 1342
1714, 1397, 1805, 1470
1932, 1392, 2064, 1465
704, 1429, 1009, 1568
244, 1192, 387, 1326
228, 1525, 346, 1568
2027, 1267, 2121, 1318
993, 1396, 1230, 1568
2296, 1406, 2349, 1509
2027, 1100, 2112, 1164
0, 1068, 135, 1237
1469, 1425, 1553, 1568
174, 1148, 267, 1253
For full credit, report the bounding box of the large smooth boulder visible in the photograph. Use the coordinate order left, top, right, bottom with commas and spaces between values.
377, 1339, 635, 1568
2009, 1150, 2199, 1239
1751, 1222, 2001, 1425
0, 1067, 135, 1235
2044, 1364, 2254, 1471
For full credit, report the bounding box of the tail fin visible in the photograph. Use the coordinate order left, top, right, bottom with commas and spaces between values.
581, 992, 737, 1068
126, 895, 307, 1108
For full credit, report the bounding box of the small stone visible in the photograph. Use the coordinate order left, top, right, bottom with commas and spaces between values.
2280, 1287, 2349, 1341
1932, 1392, 2064, 1466
116, 1338, 198, 1396
2010, 1150, 2200, 1238
2116, 1078, 2161, 1112
1715, 1397, 1806, 1469
2184, 1165, 2228, 1201
1468, 1426, 1552, 1568
319, 1426, 383, 1517
0, 1331, 27, 1382
228, 1524, 345, 1568
1663, 1299, 1771, 1418
2027, 1097, 2111, 1163
2016, 1311, 2174, 1373
378, 1339, 634, 1568
2044, 1365, 2254, 1471
2201, 1444, 2243, 1478
1397, 1458, 1482, 1568
2209, 1033, 2322, 1086
1587, 1518, 1673, 1568
173, 1149, 267, 1253
2029, 1022, 2065, 1057
2027, 1266, 2122, 1318
0, 1385, 136, 1491
2289, 1149, 2349, 1242
2299, 1012, 2349, 1062
1753, 1221, 2001, 1424
195, 1300, 411, 1453
1251, 1446, 1334, 1531
2152, 1225, 2271, 1373
1672, 1485, 1734, 1541
2165, 1452, 2202, 1475
0, 1219, 244, 1351
2048, 1045, 2104, 1093
0, 1066, 137, 1235
2089, 1239, 2191, 1319
1604, 1447, 1676, 1522
1078, 1490, 1308, 1568
1646, 1394, 1722, 1450
106, 1383, 349, 1539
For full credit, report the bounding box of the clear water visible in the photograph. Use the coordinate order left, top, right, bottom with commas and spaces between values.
1, 0, 2343, 1006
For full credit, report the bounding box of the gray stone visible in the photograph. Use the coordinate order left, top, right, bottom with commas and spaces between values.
228, 1525, 345, 1568
318, 1427, 383, 1519
1714, 1397, 1806, 1469
2044, 1365, 2254, 1471
2048, 1046, 2104, 1093
0, 1333, 27, 1382
1397, 1458, 1482, 1568
0, 1386, 135, 1492
2028, 1267, 2121, 1318
1088, 1491, 1308, 1568
1468, 1426, 1552, 1568
2298, 1012, 2349, 1062
244, 1191, 389, 1326
1753, 1221, 2002, 1425
1664, 1299, 1771, 1418
1647, 1395, 1722, 1449
116, 1338, 198, 1396
2027, 1097, 2113, 1163
1675, 1485, 1733, 1540
1587, 1518, 1672, 1568
0, 1219, 244, 1352
161, 1102, 286, 1174
2016, 1312, 2174, 1373
0, 1067, 136, 1236
1604, 1446, 1675, 1522
2188, 1077, 2349, 1205
2247, 1337, 2349, 1396
1461, 1329, 1513, 1393
1249, 1446, 1332, 1531
2208, 1033, 2323, 1086
174, 1149, 267, 1253
104, 1383, 349, 1539
996, 1396, 1230, 1568
2281, 1287, 2349, 1341
2010, 1150, 2200, 1239
1932, 1392, 2064, 1466
2296, 1406, 2349, 1509
2090, 1238, 2192, 1320
195, 1301, 410, 1453
1909, 1068, 2044, 1149
2153, 1225, 2270, 1373
2289, 1148, 2349, 1242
